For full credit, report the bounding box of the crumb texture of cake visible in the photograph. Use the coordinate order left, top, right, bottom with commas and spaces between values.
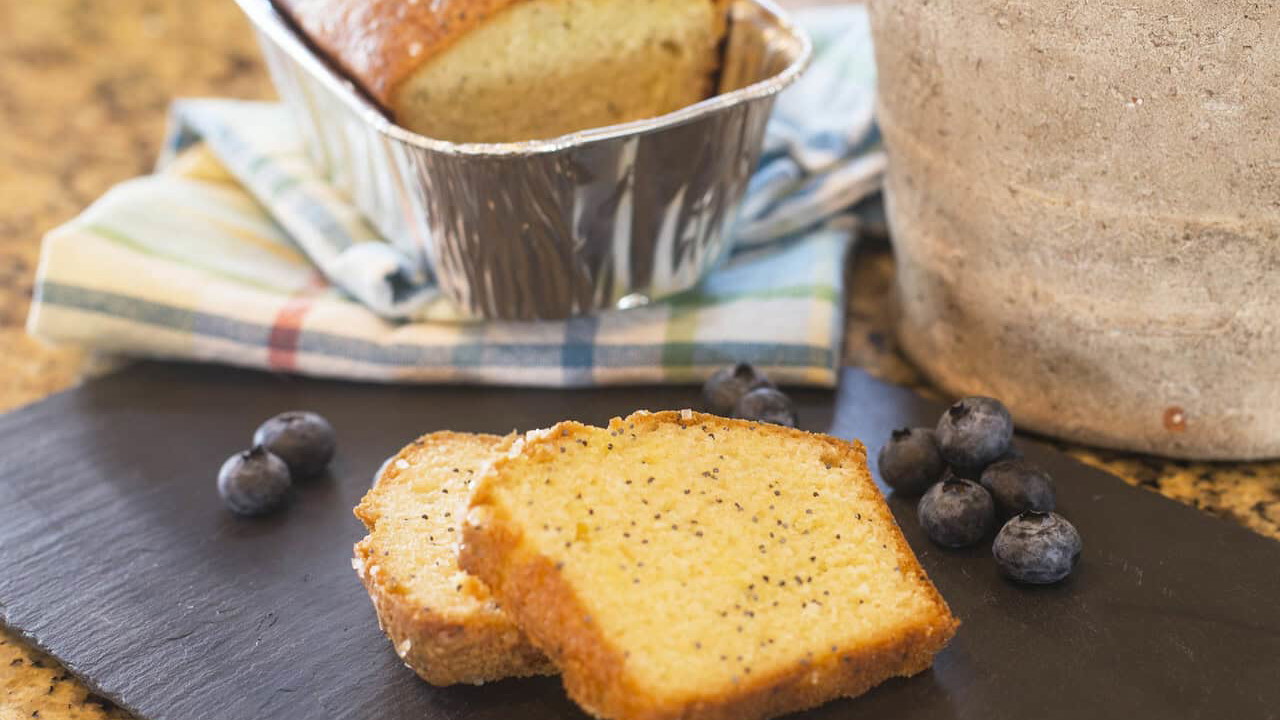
276, 0, 729, 142
462, 411, 959, 720
353, 431, 553, 686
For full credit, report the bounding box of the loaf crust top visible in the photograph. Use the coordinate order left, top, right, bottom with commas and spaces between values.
276, 0, 525, 105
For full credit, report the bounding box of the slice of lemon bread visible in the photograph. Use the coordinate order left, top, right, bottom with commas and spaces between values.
461, 410, 958, 720
353, 432, 554, 686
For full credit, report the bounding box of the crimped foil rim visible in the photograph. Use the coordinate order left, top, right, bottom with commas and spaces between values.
236, 0, 813, 158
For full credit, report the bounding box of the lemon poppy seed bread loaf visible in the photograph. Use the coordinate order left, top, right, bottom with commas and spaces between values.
275, 0, 731, 142
460, 410, 958, 720
353, 432, 553, 685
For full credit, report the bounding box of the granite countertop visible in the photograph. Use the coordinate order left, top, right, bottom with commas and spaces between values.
1, 1, 1276, 718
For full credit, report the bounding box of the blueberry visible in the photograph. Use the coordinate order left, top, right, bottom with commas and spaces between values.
917, 476, 996, 548
218, 446, 292, 516
981, 458, 1055, 519
253, 411, 336, 480
732, 387, 797, 428
877, 427, 945, 496
947, 444, 1024, 481
936, 396, 1014, 472
993, 511, 1082, 584
702, 363, 774, 416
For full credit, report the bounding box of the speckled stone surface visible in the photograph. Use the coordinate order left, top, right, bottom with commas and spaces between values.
0, 636, 130, 720
0, 0, 272, 416
0, 1, 1275, 717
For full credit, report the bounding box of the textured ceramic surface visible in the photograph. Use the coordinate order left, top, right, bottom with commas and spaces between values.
869, 0, 1280, 460
240, 0, 811, 319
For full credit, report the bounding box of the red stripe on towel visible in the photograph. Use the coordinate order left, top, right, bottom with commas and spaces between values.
267, 273, 326, 371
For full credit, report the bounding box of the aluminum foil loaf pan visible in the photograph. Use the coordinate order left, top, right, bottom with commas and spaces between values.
236, 0, 811, 320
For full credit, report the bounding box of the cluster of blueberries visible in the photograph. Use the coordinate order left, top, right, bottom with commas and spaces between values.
879, 397, 1083, 584
217, 411, 337, 516
701, 363, 799, 427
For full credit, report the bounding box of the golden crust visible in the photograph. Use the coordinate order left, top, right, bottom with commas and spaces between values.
462, 410, 959, 720
275, 0, 525, 107
353, 431, 555, 686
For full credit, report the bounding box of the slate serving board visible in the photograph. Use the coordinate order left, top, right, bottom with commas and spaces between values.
1, 362, 1277, 720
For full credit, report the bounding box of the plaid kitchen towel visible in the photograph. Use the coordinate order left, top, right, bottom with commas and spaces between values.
27, 6, 883, 388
